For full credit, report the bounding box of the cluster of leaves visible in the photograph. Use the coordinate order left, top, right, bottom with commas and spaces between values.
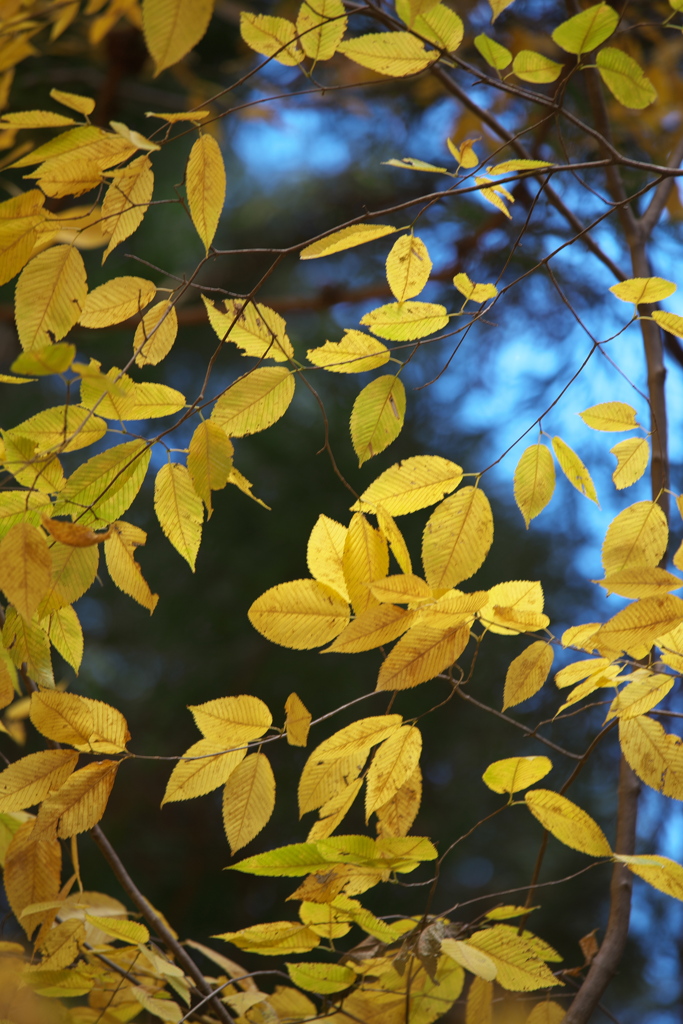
0, 0, 682, 1022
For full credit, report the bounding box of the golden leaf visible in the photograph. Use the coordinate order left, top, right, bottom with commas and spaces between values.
297, 0, 347, 61
203, 295, 294, 362
323, 605, 415, 654
606, 672, 674, 721
376, 621, 470, 690
422, 486, 493, 590
611, 437, 649, 489
240, 13, 303, 65
441, 938, 497, 981
44, 605, 84, 673
307, 514, 349, 600
579, 401, 639, 431
31, 689, 130, 753
249, 579, 350, 650
465, 976, 493, 1024
343, 512, 389, 615
338, 31, 436, 76
37, 541, 99, 615
351, 376, 406, 466
513, 444, 555, 527
307, 331, 389, 374
4, 820, 61, 937
32, 759, 120, 839
467, 925, 562, 991
154, 463, 203, 570
479, 580, 546, 636
551, 436, 598, 504
353, 455, 463, 516
365, 725, 422, 817
79, 276, 156, 328
596, 595, 683, 658
308, 778, 364, 840
187, 420, 233, 516
614, 853, 683, 903
375, 764, 422, 838
619, 715, 683, 798
300, 223, 398, 260
143, 0, 215, 75
189, 694, 272, 746
386, 234, 432, 302
503, 641, 554, 710
525, 789, 612, 856
360, 300, 449, 341
186, 133, 226, 252
212, 367, 295, 437
222, 753, 276, 853
15, 245, 87, 351
285, 692, 312, 747
214, 921, 320, 955
0, 749, 78, 812
601, 500, 668, 575
101, 155, 154, 262
162, 738, 246, 804
482, 756, 552, 795
0, 522, 52, 620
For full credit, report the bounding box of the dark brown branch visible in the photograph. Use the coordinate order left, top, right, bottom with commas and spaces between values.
90, 825, 235, 1024
639, 136, 683, 238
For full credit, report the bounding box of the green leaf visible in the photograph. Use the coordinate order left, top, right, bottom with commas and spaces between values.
552, 3, 618, 54
474, 33, 512, 69
596, 47, 657, 109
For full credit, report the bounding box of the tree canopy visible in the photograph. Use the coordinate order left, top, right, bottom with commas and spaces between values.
1, 1, 683, 1023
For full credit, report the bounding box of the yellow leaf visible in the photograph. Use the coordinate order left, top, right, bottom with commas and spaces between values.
405, 2, 463, 50
143, 0, 214, 75
187, 421, 233, 516
0, 522, 52, 620
611, 437, 649, 489
467, 925, 561, 991
512, 50, 562, 83
514, 444, 555, 527
33, 759, 119, 840
487, 159, 553, 176
203, 295, 294, 362
338, 31, 436, 76
286, 961, 355, 994
38, 541, 99, 617
365, 725, 421, 817
214, 921, 320, 955
480, 580, 548, 636
342, 512, 389, 615
415, 588, 486, 629
109, 120, 160, 153
525, 1001, 566, 1024
44, 605, 84, 673
579, 401, 639, 431
222, 753, 276, 853
0, 191, 45, 287
9, 404, 107, 454
285, 692, 312, 747
597, 566, 682, 598
0, 749, 78, 812
2, 433, 65, 495
104, 521, 158, 611
15, 245, 87, 351
79, 276, 156, 328
101, 155, 154, 262
145, 110, 211, 123
307, 331, 389, 373
614, 853, 683, 903
297, 0, 347, 61
369, 574, 431, 603
154, 463, 203, 570
360, 300, 449, 341
474, 33, 512, 69
482, 756, 552, 795
0, 111, 77, 129
249, 579, 350, 649
376, 505, 412, 574
619, 715, 683, 798
53, 439, 151, 526
307, 514, 349, 600
323, 605, 415, 653
2, 607, 53, 688
132, 988, 182, 1022
134, 299, 178, 367
551, 436, 598, 504
452, 272, 498, 302
465, 976, 492, 1024
307, 777, 363, 840
4, 820, 61, 938
189, 694, 272, 746
162, 738, 246, 804
552, 3, 618, 54
211, 367, 295, 437
385, 235, 432, 302
606, 672, 673, 721
525, 789, 612, 856
50, 89, 95, 116
299, 716, 402, 814
37, 918, 84, 970
376, 621, 470, 690
79, 369, 185, 420
351, 376, 405, 466
596, 595, 683, 658
186, 134, 226, 252
84, 913, 149, 945
503, 642, 554, 710
30, 689, 129, 753
441, 938, 497, 981
300, 223, 398, 259
422, 486, 493, 590
375, 764, 421, 837
555, 656, 611, 689
240, 12, 303, 66
353, 455, 463, 516
41, 517, 109, 548
602, 500, 667, 575
653, 310, 683, 338
597, 47, 657, 109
